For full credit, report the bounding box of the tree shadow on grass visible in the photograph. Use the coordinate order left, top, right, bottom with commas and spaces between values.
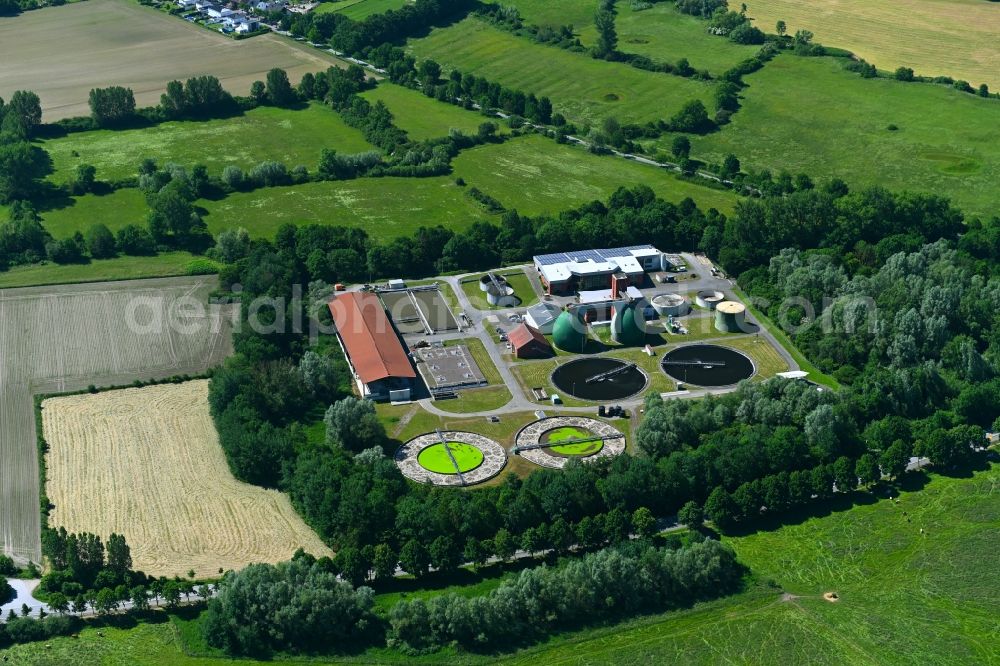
722, 478, 933, 538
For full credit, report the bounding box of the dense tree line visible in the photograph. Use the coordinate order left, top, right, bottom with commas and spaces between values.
388, 538, 743, 652
283, 0, 474, 55
203, 553, 377, 657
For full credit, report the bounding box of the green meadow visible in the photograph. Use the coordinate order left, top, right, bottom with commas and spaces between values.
39, 189, 148, 238
501, 0, 598, 40
684, 54, 1000, 219
6, 463, 999, 663
0, 252, 199, 289
315, 0, 407, 19
451, 135, 739, 215
407, 17, 716, 126
362, 83, 506, 141
41, 103, 373, 184
616, 3, 760, 74
197, 176, 492, 239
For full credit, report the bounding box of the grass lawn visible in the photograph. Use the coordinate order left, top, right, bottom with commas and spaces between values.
453, 135, 739, 216
315, 0, 407, 19
723, 335, 789, 379
362, 83, 506, 141
197, 176, 494, 239
407, 17, 717, 126
417, 441, 485, 473
683, 54, 1000, 219
0, 252, 200, 289
501, 0, 597, 41
459, 269, 538, 310
745, 0, 1000, 89
616, 3, 761, 75
434, 385, 513, 413
42, 103, 373, 183
39, 189, 148, 238
13, 453, 1000, 664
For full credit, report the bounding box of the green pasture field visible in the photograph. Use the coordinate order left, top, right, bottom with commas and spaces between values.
14, 464, 999, 663
680, 54, 1000, 219
42, 103, 373, 183
417, 441, 484, 473
745, 0, 1000, 90
501, 0, 597, 40
39, 189, 148, 238
361, 83, 507, 141
616, 3, 761, 75
315, 0, 407, 19
452, 135, 739, 216
407, 17, 716, 126
0, 252, 199, 289
197, 176, 493, 239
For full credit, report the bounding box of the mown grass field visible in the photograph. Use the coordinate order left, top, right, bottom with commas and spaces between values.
452, 135, 739, 215
501, 0, 597, 40
0, 0, 346, 121
362, 83, 506, 141
685, 54, 1000, 219
197, 176, 493, 239
407, 17, 716, 126
39, 189, 148, 238
616, 3, 760, 74
0, 252, 199, 289
745, 0, 1000, 89
12, 464, 998, 663
42, 103, 373, 183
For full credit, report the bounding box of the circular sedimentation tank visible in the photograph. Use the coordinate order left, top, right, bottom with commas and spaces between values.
696, 290, 725, 309
515, 416, 626, 469
610, 300, 647, 346
715, 301, 746, 333
485, 282, 519, 307
552, 307, 588, 353
660, 344, 755, 387
651, 293, 690, 317
417, 442, 485, 474
395, 431, 507, 486
478, 273, 508, 292
551, 357, 647, 401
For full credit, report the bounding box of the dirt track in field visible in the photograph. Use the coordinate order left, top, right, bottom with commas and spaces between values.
0, 276, 232, 565
43, 381, 331, 578
0, 0, 347, 121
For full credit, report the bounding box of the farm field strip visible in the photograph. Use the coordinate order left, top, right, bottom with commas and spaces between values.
43, 381, 331, 578
407, 17, 717, 126
745, 0, 1000, 89
0, 0, 350, 121
0, 277, 233, 565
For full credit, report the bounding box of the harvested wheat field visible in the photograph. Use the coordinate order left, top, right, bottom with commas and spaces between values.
746, 0, 1000, 89
43, 380, 331, 578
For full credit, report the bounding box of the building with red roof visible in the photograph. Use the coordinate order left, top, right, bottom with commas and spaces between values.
508, 323, 553, 359
329, 292, 416, 401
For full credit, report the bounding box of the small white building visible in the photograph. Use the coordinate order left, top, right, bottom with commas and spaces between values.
177, 0, 199, 8
235, 19, 260, 33
194, 0, 216, 11
207, 6, 234, 18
